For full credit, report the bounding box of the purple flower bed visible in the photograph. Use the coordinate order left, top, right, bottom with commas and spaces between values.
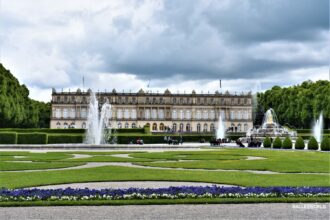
0, 186, 329, 202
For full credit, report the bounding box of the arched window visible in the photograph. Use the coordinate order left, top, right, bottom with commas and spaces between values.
64, 122, 68, 129
70, 122, 75, 128
160, 123, 165, 131
210, 123, 215, 132
172, 123, 177, 132
82, 122, 86, 129
179, 123, 184, 132
152, 123, 157, 131
244, 123, 248, 132
186, 123, 191, 132
132, 123, 136, 128
125, 122, 129, 128
197, 123, 201, 133
117, 122, 122, 128
203, 123, 208, 132
56, 121, 61, 129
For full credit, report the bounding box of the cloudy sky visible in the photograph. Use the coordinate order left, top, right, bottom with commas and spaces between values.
0, 0, 329, 102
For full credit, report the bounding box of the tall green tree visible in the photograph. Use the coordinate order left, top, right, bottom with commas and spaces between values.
257, 80, 330, 129
0, 64, 50, 128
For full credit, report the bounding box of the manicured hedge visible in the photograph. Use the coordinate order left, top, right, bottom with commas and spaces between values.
0, 128, 85, 134
282, 137, 292, 149
308, 137, 319, 150
0, 132, 17, 144
295, 137, 305, 150
297, 129, 330, 134
321, 137, 330, 151
272, 137, 282, 149
17, 133, 48, 144
48, 134, 84, 144
263, 137, 271, 148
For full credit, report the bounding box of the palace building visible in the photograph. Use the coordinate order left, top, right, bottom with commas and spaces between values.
50, 88, 253, 133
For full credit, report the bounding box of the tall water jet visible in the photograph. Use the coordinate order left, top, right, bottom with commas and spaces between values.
313, 113, 323, 143
85, 92, 112, 145
216, 114, 226, 139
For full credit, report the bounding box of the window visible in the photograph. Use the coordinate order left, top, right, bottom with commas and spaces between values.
117, 109, 123, 119
145, 109, 150, 119
160, 123, 164, 131
230, 110, 235, 120
125, 122, 129, 128
132, 123, 136, 128
186, 123, 191, 132
70, 108, 75, 118
203, 110, 208, 119
152, 109, 157, 119
221, 110, 226, 120
117, 122, 122, 128
64, 122, 68, 129
56, 122, 61, 129
172, 123, 177, 132
173, 98, 176, 104
179, 110, 184, 120
185, 110, 191, 119
124, 109, 130, 119
172, 110, 177, 119
238, 124, 241, 132
131, 109, 137, 119
244, 123, 248, 132
237, 111, 242, 120
209, 110, 215, 120
81, 108, 87, 118
152, 123, 157, 131
179, 123, 184, 132
70, 122, 75, 128
82, 122, 86, 129
197, 123, 201, 133
196, 110, 201, 120
63, 108, 68, 118
158, 109, 164, 119
210, 123, 215, 132
55, 108, 61, 118
203, 123, 208, 132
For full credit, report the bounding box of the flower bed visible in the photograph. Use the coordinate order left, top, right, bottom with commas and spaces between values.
1, 186, 329, 202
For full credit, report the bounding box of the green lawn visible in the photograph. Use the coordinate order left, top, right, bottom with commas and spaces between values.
0, 148, 329, 189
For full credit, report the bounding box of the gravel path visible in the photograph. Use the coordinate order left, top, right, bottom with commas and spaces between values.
1, 203, 329, 220
2, 161, 329, 175
28, 181, 235, 189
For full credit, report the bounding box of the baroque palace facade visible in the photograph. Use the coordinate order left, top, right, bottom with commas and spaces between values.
50, 88, 253, 133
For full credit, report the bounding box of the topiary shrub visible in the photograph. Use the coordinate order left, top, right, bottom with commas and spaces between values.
0, 132, 17, 144
263, 137, 271, 148
308, 137, 319, 150
282, 137, 292, 149
294, 136, 305, 150
272, 137, 282, 149
320, 137, 330, 151
17, 133, 47, 144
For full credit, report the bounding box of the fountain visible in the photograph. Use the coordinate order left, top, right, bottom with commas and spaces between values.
85, 92, 112, 145
216, 114, 226, 139
247, 108, 296, 139
313, 113, 323, 143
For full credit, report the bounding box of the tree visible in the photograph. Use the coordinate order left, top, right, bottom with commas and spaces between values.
273, 137, 282, 149
321, 137, 330, 151
263, 137, 271, 148
282, 137, 292, 149
295, 137, 305, 150
308, 137, 319, 150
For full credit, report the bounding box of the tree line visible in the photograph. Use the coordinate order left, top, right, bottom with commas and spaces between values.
256, 80, 330, 129
0, 63, 50, 128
